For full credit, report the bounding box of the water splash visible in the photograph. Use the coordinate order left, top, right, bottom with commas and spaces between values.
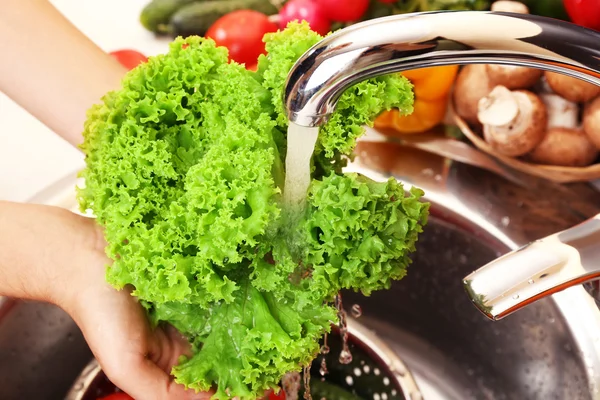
320, 332, 330, 355
335, 294, 353, 364
303, 365, 312, 400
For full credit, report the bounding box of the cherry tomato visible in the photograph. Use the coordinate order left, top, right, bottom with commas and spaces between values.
97, 393, 134, 400
109, 50, 148, 70
266, 388, 287, 400
318, 0, 369, 22
279, 0, 331, 36
563, 0, 600, 31
206, 10, 279, 66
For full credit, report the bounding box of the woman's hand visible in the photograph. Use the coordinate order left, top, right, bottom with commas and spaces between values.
0, 201, 213, 399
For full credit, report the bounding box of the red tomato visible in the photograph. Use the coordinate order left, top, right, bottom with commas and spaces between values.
317, 0, 369, 22
279, 0, 331, 36
206, 10, 278, 66
97, 393, 134, 400
563, 0, 600, 31
109, 50, 148, 70
267, 388, 287, 400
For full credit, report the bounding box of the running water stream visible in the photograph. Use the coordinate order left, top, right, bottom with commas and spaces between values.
283, 122, 320, 212
284, 123, 360, 399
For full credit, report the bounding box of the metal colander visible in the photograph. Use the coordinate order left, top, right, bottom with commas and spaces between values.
66, 318, 422, 400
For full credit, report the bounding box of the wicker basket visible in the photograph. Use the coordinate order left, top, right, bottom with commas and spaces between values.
452, 104, 600, 184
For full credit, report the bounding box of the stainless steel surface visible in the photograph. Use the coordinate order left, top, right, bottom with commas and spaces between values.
2, 139, 600, 399
464, 214, 600, 321
284, 11, 600, 127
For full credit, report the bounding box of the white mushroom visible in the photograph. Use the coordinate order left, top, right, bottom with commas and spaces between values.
477, 86, 547, 157
453, 64, 493, 126
528, 127, 598, 167
540, 93, 579, 129
544, 71, 600, 103
583, 96, 600, 149
491, 0, 529, 13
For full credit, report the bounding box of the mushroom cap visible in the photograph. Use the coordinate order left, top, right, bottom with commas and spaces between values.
479, 88, 548, 157
544, 71, 600, 103
486, 65, 542, 90
583, 96, 600, 150
491, 0, 529, 13
453, 64, 493, 126
528, 127, 598, 167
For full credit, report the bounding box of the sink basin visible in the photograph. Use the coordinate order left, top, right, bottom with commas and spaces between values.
2, 134, 600, 400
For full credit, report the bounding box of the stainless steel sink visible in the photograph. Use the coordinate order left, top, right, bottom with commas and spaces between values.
2, 133, 600, 400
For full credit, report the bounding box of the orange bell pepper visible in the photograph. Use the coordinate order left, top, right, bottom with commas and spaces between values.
375, 65, 459, 134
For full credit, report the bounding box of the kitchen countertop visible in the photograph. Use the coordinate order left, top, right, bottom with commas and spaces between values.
0, 0, 171, 203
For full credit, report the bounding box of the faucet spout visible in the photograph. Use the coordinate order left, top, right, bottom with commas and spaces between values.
464, 214, 600, 320
284, 10, 600, 127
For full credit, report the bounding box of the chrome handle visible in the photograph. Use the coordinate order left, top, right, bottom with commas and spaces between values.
464, 213, 600, 320
284, 10, 600, 127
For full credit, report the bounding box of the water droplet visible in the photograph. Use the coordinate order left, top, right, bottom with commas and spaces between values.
319, 357, 328, 376
382, 394, 389, 400
528, 279, 534, 285
373, 394, 381, 400
513, 294, 520, 300
501, 216, 510, 227
391, 390, 397, 396
353, 367, 362, 376
351, 304, 362, 318
363, 365, 370, 373
345, 375, 354, 386
383, 377, 390, 386
421, 168, 434, 177
339, 349, 353, 364
373, 368, 381, 376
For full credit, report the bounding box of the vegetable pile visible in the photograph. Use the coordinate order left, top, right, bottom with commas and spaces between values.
78, 22, 428, 400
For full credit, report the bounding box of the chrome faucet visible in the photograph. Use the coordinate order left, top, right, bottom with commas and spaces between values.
283, 10, 600, 321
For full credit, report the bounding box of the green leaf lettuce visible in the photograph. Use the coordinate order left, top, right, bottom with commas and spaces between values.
78, 22, 428, 400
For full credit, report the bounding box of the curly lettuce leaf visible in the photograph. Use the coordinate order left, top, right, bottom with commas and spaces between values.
78, 21, 427, 400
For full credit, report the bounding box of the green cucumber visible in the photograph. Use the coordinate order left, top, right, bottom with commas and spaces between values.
169, 0, 279, 37
140, 0, 205, 34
